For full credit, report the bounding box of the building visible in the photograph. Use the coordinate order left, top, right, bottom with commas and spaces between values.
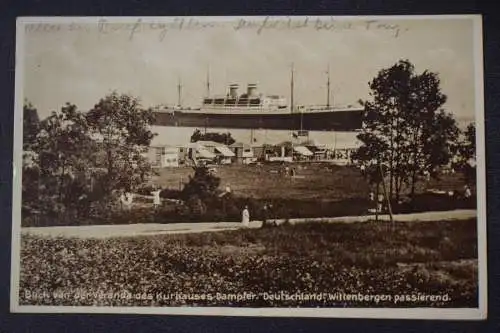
292, 146, 314, 161
148, 145, 182, 168
193, 141, 235, 165
186, 142, 217, 165
229, 142, 256, 164
303, 140, 328, 160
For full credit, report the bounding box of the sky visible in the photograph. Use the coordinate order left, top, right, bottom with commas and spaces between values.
20, 16, 480, 121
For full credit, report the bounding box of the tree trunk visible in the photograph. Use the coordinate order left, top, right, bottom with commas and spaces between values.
410, 168, 417, 199
389, 120, 394, 200
58, 160, 66, 203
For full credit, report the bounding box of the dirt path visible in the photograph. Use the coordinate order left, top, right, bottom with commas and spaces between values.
21, 209, 477, 239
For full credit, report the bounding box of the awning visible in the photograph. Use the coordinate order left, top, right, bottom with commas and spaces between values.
197, 147, 216, 159
293, 146, 313, 156
214, 145, 235, 157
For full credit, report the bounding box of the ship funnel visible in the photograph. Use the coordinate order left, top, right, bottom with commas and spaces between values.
247, 83, 257, 97
229, 84, 239, 98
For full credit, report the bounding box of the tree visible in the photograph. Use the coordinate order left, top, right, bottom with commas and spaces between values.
86, 92, 156, 195
454, 122, 476, 185
22, 101, 41, 212
190, 129, 236, 145
25, 103, 95, 216
181, 166, 221, 202
352, 59, 460, 201
23, 101, 40, 151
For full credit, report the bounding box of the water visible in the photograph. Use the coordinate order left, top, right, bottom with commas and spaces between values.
150, 126, 361, 149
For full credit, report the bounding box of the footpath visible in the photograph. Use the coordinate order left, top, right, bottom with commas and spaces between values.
20, 209, 477, 240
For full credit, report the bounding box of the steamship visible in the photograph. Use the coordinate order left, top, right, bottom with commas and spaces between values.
153, 67, 364, 131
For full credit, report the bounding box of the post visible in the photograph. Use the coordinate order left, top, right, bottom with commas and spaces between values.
379, 164, 394, 227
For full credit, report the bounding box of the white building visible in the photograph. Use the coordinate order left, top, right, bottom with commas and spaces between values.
194, 141, 235, 164
148, 145, 181, 168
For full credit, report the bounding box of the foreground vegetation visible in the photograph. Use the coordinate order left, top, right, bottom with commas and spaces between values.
20, 219, 478, 307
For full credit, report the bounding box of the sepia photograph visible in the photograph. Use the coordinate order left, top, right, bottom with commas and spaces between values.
11, 15, 486, 319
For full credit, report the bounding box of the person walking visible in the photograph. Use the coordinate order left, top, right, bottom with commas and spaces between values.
242, 205, 250, 228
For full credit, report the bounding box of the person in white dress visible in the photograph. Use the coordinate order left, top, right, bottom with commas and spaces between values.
464, 185, 472, 199
242, 206, 250, 227
119, 191, 127, 210
125, 191, 134, 209
151, 187, 161, 210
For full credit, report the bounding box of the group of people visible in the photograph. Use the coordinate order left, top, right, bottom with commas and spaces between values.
280, 165, 297, 178
367, 184, 474, 215
240, 203, 276, 228
118, 186, 162, 211
368, 191, 385, 213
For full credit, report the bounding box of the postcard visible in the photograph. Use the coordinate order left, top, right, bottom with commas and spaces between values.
11, 15, 486, 319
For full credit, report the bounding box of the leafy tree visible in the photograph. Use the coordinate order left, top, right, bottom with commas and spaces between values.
181, 166, 221, 202
352, 59, 460, 200
86, 92, 156, 195
22, 101, 41, 210
454, 122, 476, 185
23, 100, 40, 151
190, 129, 235, 145
25, 103, 95, 215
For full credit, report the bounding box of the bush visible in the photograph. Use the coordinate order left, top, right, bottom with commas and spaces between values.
19, 219, 478, 307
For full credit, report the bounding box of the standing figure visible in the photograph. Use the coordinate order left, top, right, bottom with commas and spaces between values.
125, 191, 134, 210
152, 187, 162, 210
368, 191, 375, 213
377, 193, 384, 213
261, 204, 269, 228
225, 184, 232, 196
242, 205, 250, 227
464, 185, 472, 199
119, 191, 128, 210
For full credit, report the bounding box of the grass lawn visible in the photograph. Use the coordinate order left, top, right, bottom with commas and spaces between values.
19, 218, 478, 308
152, 163, 469, 201
153, 164, 370, 200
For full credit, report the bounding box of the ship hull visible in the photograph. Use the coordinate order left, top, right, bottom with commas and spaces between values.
154, 109, 363, 131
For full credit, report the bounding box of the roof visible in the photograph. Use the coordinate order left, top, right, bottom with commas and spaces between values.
197, 147, 216, 159
164, 147, 179, 154
186, 142, 204, 149
214, 145, 235, 157
293, 146, 313, 156
229, 142, 251, 149
195, 140, 222, 147
302, 139, 325, 148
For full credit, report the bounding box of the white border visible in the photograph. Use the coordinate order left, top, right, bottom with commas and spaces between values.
11, 15, 487, 320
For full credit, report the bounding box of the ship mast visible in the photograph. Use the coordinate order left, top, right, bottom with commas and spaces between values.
177, 77, 182, 107
206, 67, 211, 97
290, 62, 294, 114
326, 64, 331, 108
